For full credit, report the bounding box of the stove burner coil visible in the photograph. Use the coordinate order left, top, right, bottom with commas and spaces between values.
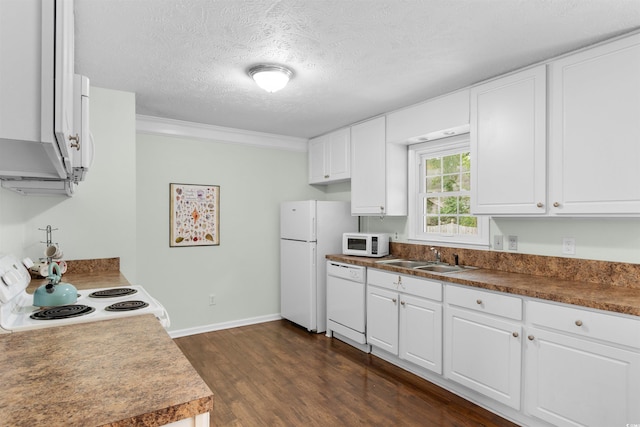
88, 288, 138, 298
105, 300, 149, 312
30, 305, 95, 320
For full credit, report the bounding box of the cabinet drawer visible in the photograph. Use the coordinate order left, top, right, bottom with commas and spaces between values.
368, 269, 442, 301
528, 301, 640, 349
446, 285, 522, 320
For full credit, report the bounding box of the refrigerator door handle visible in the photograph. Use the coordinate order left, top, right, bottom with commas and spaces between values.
312, 217, 316, 241
312, 246, 316, 267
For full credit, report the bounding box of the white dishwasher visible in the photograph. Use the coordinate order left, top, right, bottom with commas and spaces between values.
326, 261, 370, 352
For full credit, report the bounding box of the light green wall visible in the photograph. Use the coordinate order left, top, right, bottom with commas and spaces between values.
360, 214, 640, 264
491, 217, 640, 263
135, 133, 325, 331
0, 87, 137, 279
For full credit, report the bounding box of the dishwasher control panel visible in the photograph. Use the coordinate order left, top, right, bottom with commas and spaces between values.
327, 262, 365, 283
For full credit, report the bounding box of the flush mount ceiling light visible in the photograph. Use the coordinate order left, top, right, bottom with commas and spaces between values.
248, 64, 293, 93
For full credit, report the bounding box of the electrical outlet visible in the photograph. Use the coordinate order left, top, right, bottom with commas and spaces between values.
508, 235, 518, 251
562, 237, 576, 255
209, 294, 216, 306
494, 235, 504, 250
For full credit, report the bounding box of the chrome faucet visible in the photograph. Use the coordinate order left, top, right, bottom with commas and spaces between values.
430, 247, 441, 264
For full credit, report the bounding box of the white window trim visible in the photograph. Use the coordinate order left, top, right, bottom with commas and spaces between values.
408, 134, 490, 248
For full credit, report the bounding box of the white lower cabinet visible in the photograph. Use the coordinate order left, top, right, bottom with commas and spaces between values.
444, 285, 523, 410
525, 300, 640, 427
366, 269, 442, 374
367, 285, 399, 354
399, 294, 442, 373
360, 267, 640, 426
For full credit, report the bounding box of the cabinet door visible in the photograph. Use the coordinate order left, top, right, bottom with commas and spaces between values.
549, 34, 640, 215
525, 327, 640, 427
399, 294, 442, 374
351, 117, 387, 215
471, 65, 546, 215
308, 129, 351, 184
308, 135, 327, 183
445, 306, 522, 409
327, 128, 350, 181
54, 0, 76, 174
366, 285, 399, 355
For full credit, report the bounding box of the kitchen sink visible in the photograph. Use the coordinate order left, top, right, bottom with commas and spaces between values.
376, 258, 476, 274
375, 259, 434, 268
414, 264, 475, 273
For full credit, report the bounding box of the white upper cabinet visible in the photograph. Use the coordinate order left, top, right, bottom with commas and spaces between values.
308, 127, 350, 184
386, 89, 470, 144
54, 0, 77, 167
351, 116, 407, 216
0, 0, 75, 180
471, 65, 547, 215
471, 32, 640, 217
548, 33, 640, 215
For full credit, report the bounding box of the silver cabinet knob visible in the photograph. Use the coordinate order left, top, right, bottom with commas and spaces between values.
553, 202, 560, 207
400, 301, 406, 306
512, 332, 519, 338
476, 299, 482, 305
324, 174, 330, 178
575, 320, 583, 327
537, 202, 543, 208
392, 298, 397, 303
528, 335, 535, 341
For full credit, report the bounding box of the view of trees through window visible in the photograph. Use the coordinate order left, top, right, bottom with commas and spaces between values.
422, 151, 478, 236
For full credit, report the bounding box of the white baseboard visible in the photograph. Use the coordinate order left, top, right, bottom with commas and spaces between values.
168, 314, 282, 338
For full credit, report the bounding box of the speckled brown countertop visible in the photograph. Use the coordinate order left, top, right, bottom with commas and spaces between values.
26, 258, 129, 293
0, 314, 213, 427
4, 259, 213, 426
26, 270, 132, 293
327, 253, 640, 317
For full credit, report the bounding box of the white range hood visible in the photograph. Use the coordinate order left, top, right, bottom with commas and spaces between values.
0, 0, 92, 197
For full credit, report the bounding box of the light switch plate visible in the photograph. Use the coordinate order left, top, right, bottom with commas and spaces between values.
508, 235, 518, 251
494, 235, 504, 250
562, 237, 576, 255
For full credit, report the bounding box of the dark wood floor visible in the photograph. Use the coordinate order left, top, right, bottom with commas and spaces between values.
174, 320, 519, 427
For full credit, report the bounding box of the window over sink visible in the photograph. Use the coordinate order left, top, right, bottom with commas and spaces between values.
408, 135, 489, 247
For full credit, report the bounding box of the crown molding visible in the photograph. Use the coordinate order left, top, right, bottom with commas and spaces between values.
136, 115, 308, 152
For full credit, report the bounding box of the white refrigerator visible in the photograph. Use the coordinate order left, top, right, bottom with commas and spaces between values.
280, 200, 357, 332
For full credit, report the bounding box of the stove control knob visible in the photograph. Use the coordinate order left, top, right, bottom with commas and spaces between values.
22, 257, 34, 269
2, 270, 19, 286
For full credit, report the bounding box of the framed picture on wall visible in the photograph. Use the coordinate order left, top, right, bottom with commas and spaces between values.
169, 183, 220, 247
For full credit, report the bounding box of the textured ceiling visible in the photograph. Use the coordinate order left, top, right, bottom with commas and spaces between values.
74, 0, 640, 138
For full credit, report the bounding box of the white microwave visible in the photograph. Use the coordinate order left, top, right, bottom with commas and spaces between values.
342, 233, 389, 257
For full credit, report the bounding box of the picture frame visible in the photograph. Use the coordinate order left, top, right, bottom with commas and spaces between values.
169, 183, 220, 247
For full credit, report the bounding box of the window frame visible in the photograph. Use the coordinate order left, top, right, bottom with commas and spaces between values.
408, 134, 489, 247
